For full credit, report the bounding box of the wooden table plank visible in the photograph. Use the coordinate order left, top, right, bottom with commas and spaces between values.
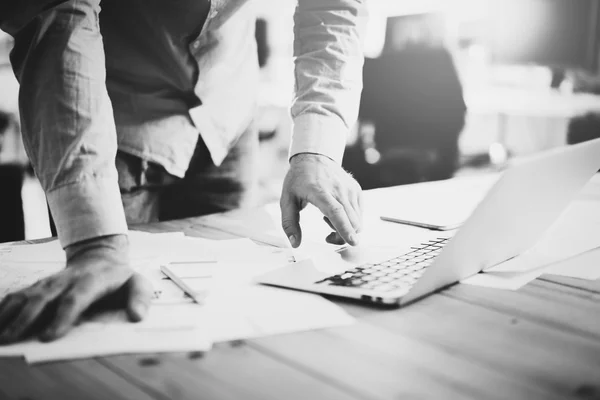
100, 343, 361, 400
249, 319, 561, 400
0, 358, 158, 400
132, 220, 236, 240
352, 293, 600, 399
541, 275, 600, 295
444, 280, 600, 342
4, 194, 600, 399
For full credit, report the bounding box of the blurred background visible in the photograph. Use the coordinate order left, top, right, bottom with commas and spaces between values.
1, 0, 600, 241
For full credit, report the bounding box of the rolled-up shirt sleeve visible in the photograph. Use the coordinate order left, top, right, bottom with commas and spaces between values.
8, 0, 127, 248
290, 0, 367, 164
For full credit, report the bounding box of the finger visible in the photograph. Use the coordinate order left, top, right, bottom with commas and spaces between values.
309, 192, 357, 246
323, 217, 345, 245
0, 278, 67, 343
280, 192, 302, 248
0, 294, 27, 335
351, 190, 364, 233
0, 296, 47, 344
39, 278, 101, 342
325, 231, 346, 246
338, 195, 361, 234
126, 274, 153, 322
323, 216, 335, 231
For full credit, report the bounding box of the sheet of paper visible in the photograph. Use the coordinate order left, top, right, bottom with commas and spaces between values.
0, 231, 216, 299
193, 205, 350, 254
0, 262, 64, 300
192, 208, 292, 248
204, 285, 355, 343
459, 199, 600, 290
0, 240, 65, 263
492, 199, 600, 273
166, 240, 355, 343
0, 231, 215, 266
0, 231, 219, 363
0, 304, 211, 364
461, 268, 547, 291
544, 246, 600, 280
128, 231, 216, 264
0, 235, 351, 363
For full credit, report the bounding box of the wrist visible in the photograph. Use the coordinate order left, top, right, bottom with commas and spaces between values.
290, 152, 334, 165
65, 234, 129, 261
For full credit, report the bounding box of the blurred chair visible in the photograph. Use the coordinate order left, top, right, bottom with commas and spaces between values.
567, 112, 600, 172
344, 14, 466, 189
0, 111, 25, 242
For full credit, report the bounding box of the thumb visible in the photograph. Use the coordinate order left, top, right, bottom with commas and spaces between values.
126, 273, 153, 322
280, 193, 302, 248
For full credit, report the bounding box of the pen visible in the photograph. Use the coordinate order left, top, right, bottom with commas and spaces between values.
380, 216, 461, 231
160, 262, 216, 304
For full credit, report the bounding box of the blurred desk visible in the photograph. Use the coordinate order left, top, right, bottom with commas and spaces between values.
466, 86, 600, 118
2, 175, 600, 399
462, 86, 600, 158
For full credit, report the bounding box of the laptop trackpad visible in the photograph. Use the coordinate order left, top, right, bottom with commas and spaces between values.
257, 246, 407, 289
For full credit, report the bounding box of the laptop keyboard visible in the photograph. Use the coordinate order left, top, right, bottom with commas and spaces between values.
315, 238, 449, 292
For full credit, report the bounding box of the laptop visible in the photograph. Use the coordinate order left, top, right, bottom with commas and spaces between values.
257, 138, 600, 306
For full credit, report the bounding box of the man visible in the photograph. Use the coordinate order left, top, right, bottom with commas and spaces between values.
0, 0, 366, 344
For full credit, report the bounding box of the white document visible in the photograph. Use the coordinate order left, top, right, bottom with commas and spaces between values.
461, 267, 547, 290
460, 199, 600, 290
544, 246, 600, 280
461, 176, 600, 290
164, 239, 355, 343
204, 285, 355, 343
128, 231, 216, 264
193, 208, 292, 248
0, 235, 352, 363
492, 199, 600, 274
0, 262, 64, 300
0, 231, 219, 363
0, 240, 65, 264
0, 304, 211, 364
193, 204, 350, 254
0, 231, 216, 299
0, 231, 215, 267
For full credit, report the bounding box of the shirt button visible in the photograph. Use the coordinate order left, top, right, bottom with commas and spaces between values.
192, 40, 200, 49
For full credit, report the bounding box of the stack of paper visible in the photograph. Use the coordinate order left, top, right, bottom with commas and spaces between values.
0, 230, 215, 266
544, 247, 600, 281
0, 304, 212, 364
0, 232, 355, 364
463, 194, 600, 290
162, 239, 355, 343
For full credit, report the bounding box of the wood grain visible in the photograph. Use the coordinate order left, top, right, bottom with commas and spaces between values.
100, 343, 360, 400
2, 184, 600, 400
0, 358, 157, 400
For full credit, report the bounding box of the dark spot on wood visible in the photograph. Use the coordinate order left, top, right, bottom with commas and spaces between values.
511, 318, 518, 325
575, 384, 597, 398
188, 351, 204, 360
139, 357, 160, 367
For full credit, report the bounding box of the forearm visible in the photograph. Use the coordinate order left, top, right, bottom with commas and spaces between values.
11, 0, 127, 247
290, 0, 368, 164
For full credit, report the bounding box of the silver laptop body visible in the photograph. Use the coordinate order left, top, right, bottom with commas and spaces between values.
257, 139, 600, 306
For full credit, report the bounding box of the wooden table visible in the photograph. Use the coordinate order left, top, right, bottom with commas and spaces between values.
2, 181, 600, 400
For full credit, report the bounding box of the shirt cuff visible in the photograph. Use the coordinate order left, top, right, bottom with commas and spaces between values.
289, 114, 348, 165
46, 175, 128, 248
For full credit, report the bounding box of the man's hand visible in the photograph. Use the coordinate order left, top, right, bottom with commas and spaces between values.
281, 153, 363, 248
0, 234, 152, 344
